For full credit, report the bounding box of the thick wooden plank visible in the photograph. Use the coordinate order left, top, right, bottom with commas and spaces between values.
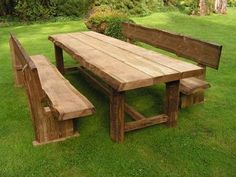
180, 77, 210, 95
165, 80, 180, 127
69, 33, 180, 83
82, 31, 204, 79
49, 35, 153, 91
31, 55, 95, 121
122, 22, 222, 69
124, 114, 168, 132
110, 88, 125, 143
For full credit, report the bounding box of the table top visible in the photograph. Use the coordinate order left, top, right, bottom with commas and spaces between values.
49, 31, 203, 91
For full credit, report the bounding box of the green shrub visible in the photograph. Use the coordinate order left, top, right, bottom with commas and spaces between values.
85, 6, 133, 39
0, 0, 16, 16
15, 0, 56, 21
228, 0, 236, 7
14, 0, 94, 21
94, 0, 164, 16
53, 0, 93, 17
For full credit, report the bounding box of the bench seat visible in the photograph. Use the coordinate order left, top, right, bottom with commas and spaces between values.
180, 77, 210, 95
31, 55, 95, 121
10, 34, 95, 145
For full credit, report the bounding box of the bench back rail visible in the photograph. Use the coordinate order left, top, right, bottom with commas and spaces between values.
122, 22, 222, 108
122, 22, 222, 70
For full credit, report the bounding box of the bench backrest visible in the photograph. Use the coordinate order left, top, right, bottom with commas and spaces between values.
10, 35, 46, 139
122, 22, 222, 70
9, 34, 45, 100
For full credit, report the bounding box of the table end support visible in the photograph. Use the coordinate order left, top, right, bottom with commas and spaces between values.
110, 88, 125, 143
165, 80, 180, 127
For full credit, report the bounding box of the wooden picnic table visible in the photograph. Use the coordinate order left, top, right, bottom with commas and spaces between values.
49, 31, 203, 143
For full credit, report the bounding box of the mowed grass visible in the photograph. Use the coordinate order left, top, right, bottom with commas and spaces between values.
0, 8, 236, 177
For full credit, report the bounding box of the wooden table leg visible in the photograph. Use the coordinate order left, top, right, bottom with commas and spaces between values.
110, 88, 125, 143
54, 45, 64, 74
165, 80, 180, 127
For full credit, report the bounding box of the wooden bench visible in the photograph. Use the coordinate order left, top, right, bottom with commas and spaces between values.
9, 34, 95, 145
122, 22, 222, 108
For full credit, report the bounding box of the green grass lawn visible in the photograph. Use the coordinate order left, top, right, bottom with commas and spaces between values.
1, 8, 236, 177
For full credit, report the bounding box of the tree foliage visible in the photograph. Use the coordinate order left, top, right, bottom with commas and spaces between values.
0, 0, 94, 21
85, 6, 133, 39
94, 0, 164, 16
0, 0, 16, 16
0, 0, 236, 21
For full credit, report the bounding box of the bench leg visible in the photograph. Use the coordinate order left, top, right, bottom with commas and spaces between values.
110, 88, 125, 143
165, 80, 180, 127
54, 45, 65, 74
180, 91, 205, 108
33, 112, 78, 145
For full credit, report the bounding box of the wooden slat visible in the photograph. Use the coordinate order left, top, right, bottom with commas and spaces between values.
124, 114, 168, 132
49, 35, 154, 91
31, 55, 95, 121
69, 33, 180, 83
180, 77, 210, 95
82, 31, 204, 79
122, 22, 222, 69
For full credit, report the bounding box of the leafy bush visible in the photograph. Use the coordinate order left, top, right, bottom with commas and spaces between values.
13, 0, 94, 21
175, 0, 199, 14
85, 6, 134, 39
94, 0, 164, 16
53, 0, 93, 17
15, 0, 56, 21
0, 0, 16, 16
228, 0, 236, 7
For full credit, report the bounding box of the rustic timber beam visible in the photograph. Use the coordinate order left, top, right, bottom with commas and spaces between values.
124, 114, 168, 132
124, 103, 145, 121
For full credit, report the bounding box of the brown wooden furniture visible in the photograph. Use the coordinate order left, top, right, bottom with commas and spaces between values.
49, 31, 203, 143
122, 22, 222, 108
10, 34, 95, 145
